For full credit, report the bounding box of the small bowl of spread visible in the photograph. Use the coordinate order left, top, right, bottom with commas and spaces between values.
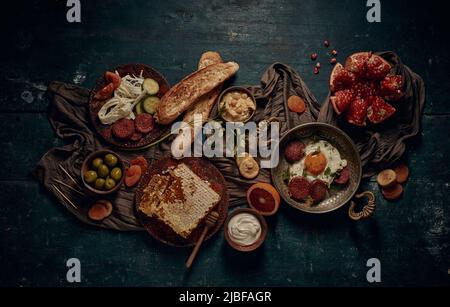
224, 208, 267, 252
218, 87, 256, 123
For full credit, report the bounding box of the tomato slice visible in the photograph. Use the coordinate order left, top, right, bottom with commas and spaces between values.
105, 71, 121, 89
94, 82, 115, 100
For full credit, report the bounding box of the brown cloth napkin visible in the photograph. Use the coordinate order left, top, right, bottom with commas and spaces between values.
34, 55, 424, 231
34, 63, 320, 231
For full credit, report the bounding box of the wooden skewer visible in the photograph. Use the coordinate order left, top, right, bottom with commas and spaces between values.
58, 164, 82, 190
185, 211, 219, 269
53, 179, 84, 196
51, 184, 78, 209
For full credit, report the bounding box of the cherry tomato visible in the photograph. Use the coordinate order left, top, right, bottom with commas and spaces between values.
94, 82, 114, 100
105, 71, 121, 89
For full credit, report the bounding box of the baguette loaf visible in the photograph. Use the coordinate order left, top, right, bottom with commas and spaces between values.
171, 52, 224, 157
156, 61, 239, 125
184, 51, 224, 125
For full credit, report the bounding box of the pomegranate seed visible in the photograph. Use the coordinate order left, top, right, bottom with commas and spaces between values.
313, 67, 320, 75
331, 49, 338, 56
324, 40, 330, 47
311, 53, 318, 61
330, 58, 337, 65
316, 62, 321, 68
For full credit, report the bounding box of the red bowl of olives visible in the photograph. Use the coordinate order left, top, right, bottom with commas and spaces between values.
81, 150, 124, 195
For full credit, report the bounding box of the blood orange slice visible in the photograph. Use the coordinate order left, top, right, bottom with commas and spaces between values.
246, 182, 281, 216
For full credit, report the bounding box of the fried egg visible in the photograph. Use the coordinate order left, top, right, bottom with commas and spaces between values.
289, 140, 347, 185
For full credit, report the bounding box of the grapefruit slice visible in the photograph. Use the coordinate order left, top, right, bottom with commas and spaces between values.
247, 182, 280, 216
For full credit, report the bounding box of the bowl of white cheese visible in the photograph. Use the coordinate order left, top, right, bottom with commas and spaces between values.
224, 208, 267, 252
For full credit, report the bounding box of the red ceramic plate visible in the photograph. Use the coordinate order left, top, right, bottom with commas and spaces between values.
135, 157, 229, 247
89, 64, 170, 149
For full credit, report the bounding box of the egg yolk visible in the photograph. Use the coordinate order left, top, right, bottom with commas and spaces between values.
305, 152, 327, 175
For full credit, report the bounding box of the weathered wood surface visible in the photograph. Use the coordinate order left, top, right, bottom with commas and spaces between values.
0, 0, 449, 286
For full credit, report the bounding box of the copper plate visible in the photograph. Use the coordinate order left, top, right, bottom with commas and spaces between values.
135, 157, 229, 247
271, 123, 362, 213
89, 64, 170, 149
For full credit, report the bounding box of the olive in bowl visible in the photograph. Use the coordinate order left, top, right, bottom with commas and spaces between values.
81, 150, 124, 195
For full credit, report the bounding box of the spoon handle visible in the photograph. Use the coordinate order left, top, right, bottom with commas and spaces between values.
185, 226, 209, 269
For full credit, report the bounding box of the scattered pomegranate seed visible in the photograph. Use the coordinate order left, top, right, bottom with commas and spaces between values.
330, 58, 337, 65
324, 40, 330, 47
316, 62, 321, 69
331, 49, 338, 56
311, 53, 318, 61
313, 67, 320, 75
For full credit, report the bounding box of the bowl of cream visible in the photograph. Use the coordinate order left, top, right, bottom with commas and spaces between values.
224, 208, 267, 252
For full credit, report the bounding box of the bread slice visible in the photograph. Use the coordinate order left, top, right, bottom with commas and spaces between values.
156, 61, 239, 125
138, 163, 221, 238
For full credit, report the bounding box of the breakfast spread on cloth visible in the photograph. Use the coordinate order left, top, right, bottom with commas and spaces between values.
34, 49, 424, 263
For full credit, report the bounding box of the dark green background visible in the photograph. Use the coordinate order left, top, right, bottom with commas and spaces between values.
1, 0, 449, 287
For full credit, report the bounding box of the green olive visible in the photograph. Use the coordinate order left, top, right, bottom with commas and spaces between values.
104, 177, 116, 190
94, 178, 106, 190
110, 167, 122, 181
92, 158, 103, 169
84, 170, 97, 184
104, 154, 118, 167
97, 164, 109, 178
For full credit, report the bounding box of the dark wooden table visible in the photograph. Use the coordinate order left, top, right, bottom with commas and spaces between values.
1, 0, 449, 287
